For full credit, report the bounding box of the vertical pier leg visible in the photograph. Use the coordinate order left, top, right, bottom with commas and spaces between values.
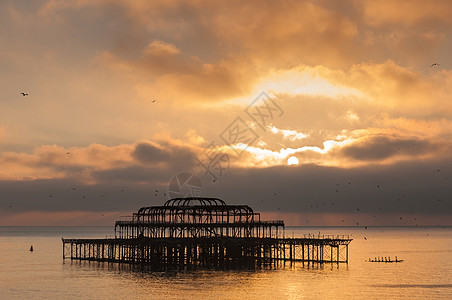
346, 244, 349, 263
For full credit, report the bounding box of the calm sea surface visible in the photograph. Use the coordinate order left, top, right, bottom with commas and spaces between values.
0, 226, 451, 299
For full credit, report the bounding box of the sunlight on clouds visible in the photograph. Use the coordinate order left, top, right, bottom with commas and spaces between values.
143, 40, 180, 56
346, 110, 360, 122
224, 128, 447, 169
0, 143, 134, 181
255, 68, 363, 99
218, 136, 356, 168
269, 126, 309, 141
380, 117, 452, 138
184, 129, 207, 146
223, 67, 364, 108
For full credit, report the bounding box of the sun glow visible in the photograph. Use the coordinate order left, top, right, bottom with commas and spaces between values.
287, 156, 299, 165
254, 68, 363, 99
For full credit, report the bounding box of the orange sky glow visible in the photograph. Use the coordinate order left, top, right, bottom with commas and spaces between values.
1, 0, 452, 226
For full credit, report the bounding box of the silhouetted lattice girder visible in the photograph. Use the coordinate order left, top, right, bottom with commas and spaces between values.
116, 197, 283, 239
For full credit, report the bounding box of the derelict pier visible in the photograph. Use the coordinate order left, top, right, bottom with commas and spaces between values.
62, 197, 352, 268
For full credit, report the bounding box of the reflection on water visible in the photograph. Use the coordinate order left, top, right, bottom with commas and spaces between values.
1, 226, 451, 299
64, 258, 345, 274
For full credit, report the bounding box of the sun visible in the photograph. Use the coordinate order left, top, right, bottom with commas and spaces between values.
287, 156, 299, 165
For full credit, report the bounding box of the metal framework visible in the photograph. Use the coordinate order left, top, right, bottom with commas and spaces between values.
62, 197, 352, 268
115, 197, 284, 239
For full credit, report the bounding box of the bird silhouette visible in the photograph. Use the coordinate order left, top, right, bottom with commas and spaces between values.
20, 92, 28, 96
431, 63, 440, 67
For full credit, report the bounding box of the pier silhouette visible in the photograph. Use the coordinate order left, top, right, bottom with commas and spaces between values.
62, 197, 352, 268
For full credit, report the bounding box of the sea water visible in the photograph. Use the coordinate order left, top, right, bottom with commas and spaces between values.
0, 226, 451, 299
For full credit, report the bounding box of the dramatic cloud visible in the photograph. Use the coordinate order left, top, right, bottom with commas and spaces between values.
1, 0, 452, 225
339, 135, 444, 162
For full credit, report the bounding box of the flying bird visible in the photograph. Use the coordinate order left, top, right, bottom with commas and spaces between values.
431, 63, 440, 67
152, 99, 157, 103
20, 92, 29, 96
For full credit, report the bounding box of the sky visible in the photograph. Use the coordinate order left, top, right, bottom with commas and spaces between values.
1, 0, 452, 226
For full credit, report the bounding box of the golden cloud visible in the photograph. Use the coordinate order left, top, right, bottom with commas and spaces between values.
0, 134, 210, 182
143, 40, 180, 57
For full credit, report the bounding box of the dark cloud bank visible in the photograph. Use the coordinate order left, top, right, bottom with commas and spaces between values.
1, 154, 451, 225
